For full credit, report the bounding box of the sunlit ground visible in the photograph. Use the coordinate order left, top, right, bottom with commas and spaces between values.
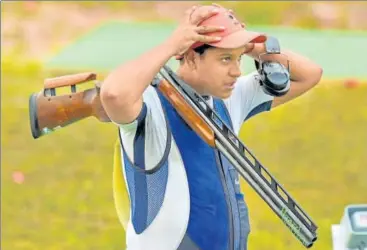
2, 62, 366, 250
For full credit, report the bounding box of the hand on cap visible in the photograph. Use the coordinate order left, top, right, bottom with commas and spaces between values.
165, 5, 225, 57
211, 3, 246, 28
211, 3, 254, 54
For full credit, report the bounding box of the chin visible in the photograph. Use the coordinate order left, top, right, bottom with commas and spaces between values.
214, 90, 232, 99
219, 89, 233, 99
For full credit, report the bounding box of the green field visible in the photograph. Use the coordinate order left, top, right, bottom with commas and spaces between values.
2, 62, 367, 250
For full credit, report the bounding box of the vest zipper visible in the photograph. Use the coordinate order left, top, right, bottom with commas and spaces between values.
215, 151, 234, 250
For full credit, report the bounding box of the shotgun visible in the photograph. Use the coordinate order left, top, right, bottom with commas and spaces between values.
28, 67, 318, 248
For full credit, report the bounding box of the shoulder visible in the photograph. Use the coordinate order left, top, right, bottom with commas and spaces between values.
223, 71, 274, 132
118, 85, 166, 134
234, 71, 261, 92
142, 85, 161, 104
224, 71, 261, 105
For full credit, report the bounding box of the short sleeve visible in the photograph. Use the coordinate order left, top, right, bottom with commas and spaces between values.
223, 71, 274, 134
116, 85, 169, 171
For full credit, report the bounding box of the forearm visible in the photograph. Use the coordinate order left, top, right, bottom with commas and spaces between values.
101, 41, 175, 105
246, 43, 322, 84
100, 41, 175, 123
246, 42, 323, 107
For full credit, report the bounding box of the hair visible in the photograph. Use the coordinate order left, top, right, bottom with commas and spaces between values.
193, 44, 215, 55
179, 44, 215, 64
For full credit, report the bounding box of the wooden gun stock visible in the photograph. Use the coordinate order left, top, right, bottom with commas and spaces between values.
29, 73, 110, 139
29, 73, 214, 145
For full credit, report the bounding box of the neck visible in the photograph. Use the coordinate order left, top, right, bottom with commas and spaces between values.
176, 65, 208, 97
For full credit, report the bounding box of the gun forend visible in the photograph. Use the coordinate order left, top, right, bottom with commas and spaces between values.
157, 79, 215, 147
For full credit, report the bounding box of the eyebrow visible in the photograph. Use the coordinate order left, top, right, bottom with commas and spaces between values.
219, 53, 233, 57
218, 53, 244, 58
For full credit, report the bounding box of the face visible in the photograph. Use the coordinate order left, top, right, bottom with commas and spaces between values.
190, 46, 246, 99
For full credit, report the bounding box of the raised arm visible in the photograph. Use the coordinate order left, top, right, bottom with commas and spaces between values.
246, 42, 323, 108
100, 5, 225, 124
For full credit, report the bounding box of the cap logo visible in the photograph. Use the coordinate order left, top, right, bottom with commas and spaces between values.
227, 13, 240, 26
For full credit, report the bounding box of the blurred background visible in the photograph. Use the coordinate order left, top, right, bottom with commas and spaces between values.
1, 1, 366, 250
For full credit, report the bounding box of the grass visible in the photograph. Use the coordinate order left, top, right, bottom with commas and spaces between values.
240, 84, 367, 249
2, 63, 367, 250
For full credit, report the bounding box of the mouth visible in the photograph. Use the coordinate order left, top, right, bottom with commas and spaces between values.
224, 81, 236, 89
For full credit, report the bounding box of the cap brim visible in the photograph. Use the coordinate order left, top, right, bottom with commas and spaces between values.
174, 30, 267, 60
209, 30, 267, 49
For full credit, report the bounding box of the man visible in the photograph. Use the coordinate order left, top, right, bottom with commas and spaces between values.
101, 4, 323, 250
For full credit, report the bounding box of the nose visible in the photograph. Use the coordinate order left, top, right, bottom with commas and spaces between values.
229, 62, 241, 78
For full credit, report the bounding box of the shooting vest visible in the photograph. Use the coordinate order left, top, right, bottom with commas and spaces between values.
112, 88, 250, 250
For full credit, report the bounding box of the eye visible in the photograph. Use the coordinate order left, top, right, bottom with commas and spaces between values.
221, 56, 231, 63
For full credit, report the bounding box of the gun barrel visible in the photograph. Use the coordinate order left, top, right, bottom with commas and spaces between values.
216, 140, 316, 247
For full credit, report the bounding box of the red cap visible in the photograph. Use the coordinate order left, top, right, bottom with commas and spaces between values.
176, 6, 267, 59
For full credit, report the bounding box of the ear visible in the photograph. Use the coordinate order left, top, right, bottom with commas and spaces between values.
184, 50, 198, 70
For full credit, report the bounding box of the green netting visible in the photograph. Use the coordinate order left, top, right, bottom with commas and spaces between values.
45, 21, 367, 79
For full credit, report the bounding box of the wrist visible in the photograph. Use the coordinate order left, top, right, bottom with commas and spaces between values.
245, 43, 266, 59
162, 37, 180, 57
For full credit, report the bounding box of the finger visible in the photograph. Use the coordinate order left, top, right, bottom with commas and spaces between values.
211, 3, 223, 8
190, 6, 220, 25
243, 43, 255, 53
194, 34, 222, 43
183, 5, 200, 24
212, 3, 233, 13
195, 25, 225, 34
